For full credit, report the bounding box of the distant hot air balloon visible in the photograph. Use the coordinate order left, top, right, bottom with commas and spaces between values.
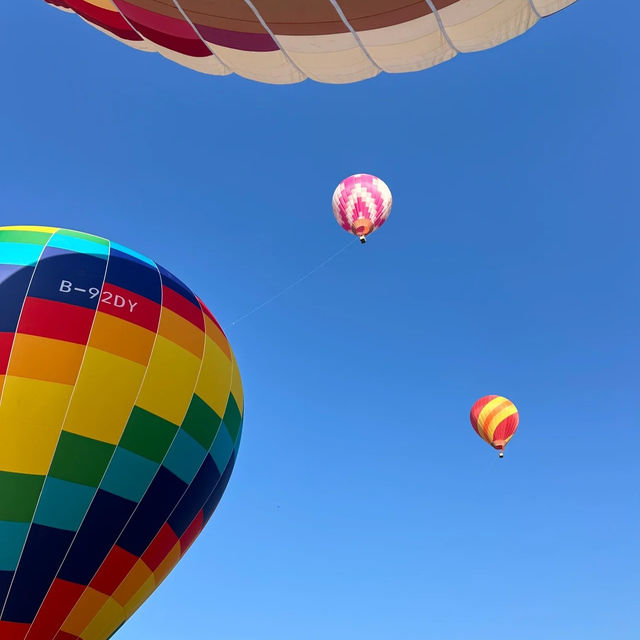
470, 395, 519, 458
43, 1, 578, 84
332, 174, 392, 243
0, 225, 243, 640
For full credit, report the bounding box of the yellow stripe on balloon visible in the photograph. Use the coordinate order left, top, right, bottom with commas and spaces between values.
503, 433, 515, 446
0, 225, 59, 233
485, 404, 518, 442
230, 352, 244, 416
61, 588, 107, 636
0, 376, 74, 474
80, 595, 123, 640
84, 0, 119, 10
476, 397, 508, 441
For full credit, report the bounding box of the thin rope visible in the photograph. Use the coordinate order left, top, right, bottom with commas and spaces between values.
231, 237, 358, 326
329, 0, 384, 73
172, 0, 232, 73
242, 0, 307, 79
526, 0, 543, 19
424, 0, 461, 54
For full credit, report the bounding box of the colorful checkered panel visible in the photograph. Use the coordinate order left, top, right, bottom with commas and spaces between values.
0, 226, 243, 640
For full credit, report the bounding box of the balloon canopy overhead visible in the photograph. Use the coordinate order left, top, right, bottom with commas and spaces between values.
0, 226, 243, 640
45, 0, 577, 84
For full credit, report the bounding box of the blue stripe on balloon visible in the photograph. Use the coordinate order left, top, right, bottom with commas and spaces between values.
47, 232, 109, 259
101, 447, 159, 504
162, 429, 207, 485
211, 424, 234, 475
0, 522, 29, 572
0, 243, 43, 266
33, 477, 96, 532
110, 242, 156, 267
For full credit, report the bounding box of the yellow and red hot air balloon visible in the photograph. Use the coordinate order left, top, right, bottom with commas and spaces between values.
470, 395, 519, 458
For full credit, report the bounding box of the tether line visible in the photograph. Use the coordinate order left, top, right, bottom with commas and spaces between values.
231, 237, 358, 326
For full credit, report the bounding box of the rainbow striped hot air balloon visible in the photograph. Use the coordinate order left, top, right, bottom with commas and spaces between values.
0, 225, 243, 640
332, 174, 392, 243
470, 395, 519, 458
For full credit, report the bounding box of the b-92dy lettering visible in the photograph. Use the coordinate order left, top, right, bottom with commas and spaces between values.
59, 280, 138, 313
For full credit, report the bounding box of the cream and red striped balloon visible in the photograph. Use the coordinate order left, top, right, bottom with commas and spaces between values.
470, 395, 519, 457
43, 1, 578, 85
332, 174, 392, 243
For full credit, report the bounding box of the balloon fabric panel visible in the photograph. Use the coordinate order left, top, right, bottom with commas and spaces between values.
469, 395, 519, 452
0, 226, 243, 640
44, 0, 578, 84
332, 174, 392, 241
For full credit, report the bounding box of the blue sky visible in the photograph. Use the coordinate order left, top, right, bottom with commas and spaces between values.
2, 2, 639, 639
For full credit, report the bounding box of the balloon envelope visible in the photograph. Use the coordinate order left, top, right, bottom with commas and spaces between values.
332, 174, 392, 241
0, 226, 243, 640
44, 1, 577, 84
470, 395, 518, 454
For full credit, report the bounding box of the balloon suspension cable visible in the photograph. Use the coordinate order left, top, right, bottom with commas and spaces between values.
231, 237, 358, 326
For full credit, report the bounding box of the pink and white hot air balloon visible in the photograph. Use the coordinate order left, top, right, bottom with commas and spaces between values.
332, 174, 392, 244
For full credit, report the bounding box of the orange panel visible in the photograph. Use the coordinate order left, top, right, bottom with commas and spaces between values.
8, 335, 85, 385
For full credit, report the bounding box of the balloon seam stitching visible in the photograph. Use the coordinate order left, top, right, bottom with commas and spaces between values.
68, 347, 235, 639
61, 284, 212, 639
109, 0, 151, 47
242, 0, 308, 81
328, 0, 384, 74
0, 233, 113, 624
172, 0, 232, 74
0, 232, 53, 417
0, 230, 58, 617
526, 0, 543, 19
22, 250, 164, 638
424, 0, 461, 54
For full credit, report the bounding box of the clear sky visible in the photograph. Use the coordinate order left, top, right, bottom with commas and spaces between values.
2, 2, 639, 639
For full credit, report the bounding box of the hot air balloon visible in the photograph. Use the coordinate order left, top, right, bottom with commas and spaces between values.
332, 174, 392, 243
44, 1, 577, 84
470, 395, 518, 458
0, 225, 243, 640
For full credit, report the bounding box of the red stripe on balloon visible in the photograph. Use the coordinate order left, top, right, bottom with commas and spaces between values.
197, 297, 225, 336
492, 413, 519, 443
25, 579, 85, 640
17, 298, 94, 345
53, 631, 81, 640
196, 24, 278, 52
112, 1, 211, 57
0, 332, 14, 374
98, 284, 161, 333
179, 511, 204, 556
64, 0, 143, 41
162, 287, 204, 331
0, 621, 29, 640
127, 21, 211, 57
141, 524, 179, 572
469, 395, 496, 434
90, 546, 138, 596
